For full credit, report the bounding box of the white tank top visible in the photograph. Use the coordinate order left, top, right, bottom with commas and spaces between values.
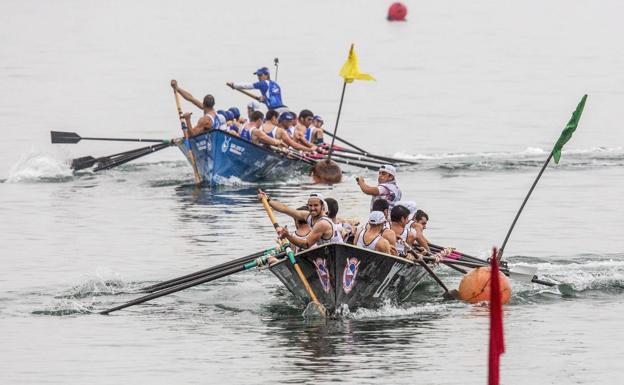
305, 215, 343, 246
292, 229, 311, 253
356, 225, 383, 251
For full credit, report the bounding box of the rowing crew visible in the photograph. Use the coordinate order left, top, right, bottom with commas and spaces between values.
171, 67, 324, 154
258, 190, 441, 263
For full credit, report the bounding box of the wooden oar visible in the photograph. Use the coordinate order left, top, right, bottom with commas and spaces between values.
259, 191, 327, 317
51, 131, 171, 144
100, 252, 281, 315
141, 247, 280, 293
173, 90, 202, 185
226, 83, 263, 102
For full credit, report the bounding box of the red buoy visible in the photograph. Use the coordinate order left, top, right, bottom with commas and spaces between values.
458, 267, 511, 304
387, 2, 407, 22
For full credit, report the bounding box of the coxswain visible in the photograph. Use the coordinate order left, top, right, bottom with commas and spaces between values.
240, 111, 283, 147
171, 79, 221, 136
356, 164, 402, 210
228, 67, 286, 112
262, 110, 313, 152
352, 211, 396, 255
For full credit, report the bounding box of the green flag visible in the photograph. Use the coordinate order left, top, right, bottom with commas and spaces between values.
553, 94, 587, 164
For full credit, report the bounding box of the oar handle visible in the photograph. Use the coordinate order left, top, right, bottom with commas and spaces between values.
259, 192, 280, 229
173, 89, 202, 185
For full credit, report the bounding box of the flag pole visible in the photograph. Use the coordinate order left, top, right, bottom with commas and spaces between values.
497, 95, 587, 261
326, 80, 347, 163
497, 151, 553, 260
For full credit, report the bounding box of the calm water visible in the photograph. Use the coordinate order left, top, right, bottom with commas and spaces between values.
2, 1, 624, 384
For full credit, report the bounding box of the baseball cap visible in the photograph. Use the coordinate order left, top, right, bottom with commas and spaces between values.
253, 67, 270, 76
313, 115, 324, 123
379, 164, 396, 178
223, 110, 234, 121
247, 101, 261, 111
396, 201, 416, 217
278, 111, 296, 123
369, 211, 387, 225
228, 107, 241, 120
308, 192, 327, 211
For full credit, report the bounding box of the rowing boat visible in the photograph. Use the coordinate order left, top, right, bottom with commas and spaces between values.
269, 242, 428, 314
177, 130, 312, 186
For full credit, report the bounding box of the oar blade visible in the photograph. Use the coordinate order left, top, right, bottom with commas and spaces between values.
51, 131, 81, 144
302, 301, 327, 318
508, 265, 538, 282
70, 156, 98, 171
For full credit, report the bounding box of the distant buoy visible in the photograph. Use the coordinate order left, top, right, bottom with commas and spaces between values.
458, 267, 511, 304
387, 2, 407, 21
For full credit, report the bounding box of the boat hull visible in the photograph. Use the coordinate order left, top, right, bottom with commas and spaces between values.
178, 130, 311, 186
269, 243, 429, 314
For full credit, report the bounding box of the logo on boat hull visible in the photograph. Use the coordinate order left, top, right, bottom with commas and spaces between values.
313, 258, 330, 293
342, 257, 360, 294
221, 137, 231, 153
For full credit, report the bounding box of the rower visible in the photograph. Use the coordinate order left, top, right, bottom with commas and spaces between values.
227, 67, 287, 112
247, 101, 262, 120
411, 209, 430, 252
356, 164, 402, 210
277, 111, 297, 137
262, 110, 314, 152
171, 79, 221, 136
311, 115, 325, 144
258, 191, 342, 249
371, 198, 391, 228
389, 205, 415, 257
293, 110, 317, 151
325, 198, 359, 242
240, 111, 283, 147
352, 211, 396, 255
290, 205, 312, 253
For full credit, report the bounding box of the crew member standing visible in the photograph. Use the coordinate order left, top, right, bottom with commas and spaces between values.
228, 67, 286, 112
356, 165, 402, 210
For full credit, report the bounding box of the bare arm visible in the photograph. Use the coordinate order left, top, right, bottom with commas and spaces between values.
264, 197, 309, 221
375, 238, 393, 254
411, 223, 430, 252
253, 129, 283, 147
356, 177, 380, 196
280, 130, 311, 152
171, 80, 204, 110
286, 221, 331, 249
382, 229, 398, 256
294, 130, 317, 151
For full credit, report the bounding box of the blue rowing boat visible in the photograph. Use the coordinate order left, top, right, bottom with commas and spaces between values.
177, 130, 312, 186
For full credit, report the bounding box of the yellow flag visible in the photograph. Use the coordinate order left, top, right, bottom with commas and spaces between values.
339, 44, 375, 83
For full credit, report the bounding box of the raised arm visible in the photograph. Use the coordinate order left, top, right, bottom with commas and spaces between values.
257, 190, 309, 221
171, 80, 204, 110
356, 177, 380, 196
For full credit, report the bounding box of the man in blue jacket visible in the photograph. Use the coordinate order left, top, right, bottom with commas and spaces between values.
228, 67, 286, 112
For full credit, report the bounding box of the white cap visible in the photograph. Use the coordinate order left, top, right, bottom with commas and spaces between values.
396, 201, 416, 217
308, 193, 327, 211
379, 164, 396, 178
368, 211, 387, 225
247, 101, 262, 111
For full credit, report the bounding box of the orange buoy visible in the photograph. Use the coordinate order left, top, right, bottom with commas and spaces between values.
387, 2, 407, 22
458, 267, 511, 304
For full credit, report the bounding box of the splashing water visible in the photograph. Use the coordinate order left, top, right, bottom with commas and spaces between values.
6, 149, 73, 183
